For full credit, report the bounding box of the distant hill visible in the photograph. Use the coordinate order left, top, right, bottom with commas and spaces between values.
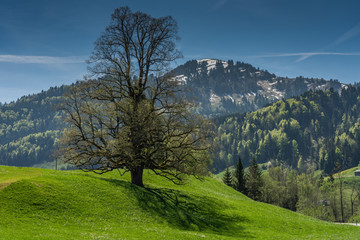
0, 59, 347, 167
0, 85, 68, 167
171, 59, 344, 117
1, 165, 359, 239
213, 85, 360, 173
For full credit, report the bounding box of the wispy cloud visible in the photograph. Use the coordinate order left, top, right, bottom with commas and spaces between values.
334, 22, 360, 46
296, 22, 360, 62
254, 52, 360, 62
0, 55, 85, 64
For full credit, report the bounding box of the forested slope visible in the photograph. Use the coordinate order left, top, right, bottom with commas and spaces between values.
214, 85, 360, 173
0, 86, 67, 166
0, 59, 348, 168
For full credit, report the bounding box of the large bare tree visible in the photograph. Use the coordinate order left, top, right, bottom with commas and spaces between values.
58, 7, 213, 187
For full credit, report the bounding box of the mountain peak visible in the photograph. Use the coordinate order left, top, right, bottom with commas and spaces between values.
196, 58, 228, 71
172, 59, 345, 117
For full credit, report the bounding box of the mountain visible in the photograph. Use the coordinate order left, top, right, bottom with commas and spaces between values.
1, 165, 360, 239
172, 59, 344, 117
0, 59, 347, 167
213, 85, 360, 173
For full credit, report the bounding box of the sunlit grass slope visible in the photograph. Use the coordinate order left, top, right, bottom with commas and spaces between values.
0, 165, 359, 239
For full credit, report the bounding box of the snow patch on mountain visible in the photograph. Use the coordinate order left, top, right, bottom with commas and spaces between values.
257, 80, 285, 100
210, 93, 221, 104
173, 74, 188, 85
225, 95, 235, 103
315, 84, 327, 91
197, 59, 228, 73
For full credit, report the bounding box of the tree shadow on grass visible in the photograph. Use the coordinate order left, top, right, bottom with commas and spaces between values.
97, 177, 254, 238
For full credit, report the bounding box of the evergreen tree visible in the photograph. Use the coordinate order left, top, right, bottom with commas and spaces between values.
223, 166, 233, 187
246, 158, 263, 200
234, 157, 247, 194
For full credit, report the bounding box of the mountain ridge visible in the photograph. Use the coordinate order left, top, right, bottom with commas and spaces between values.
0, 59, 349, 168
171, 58, 344, 117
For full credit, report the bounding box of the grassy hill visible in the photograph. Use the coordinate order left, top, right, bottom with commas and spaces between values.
0, 166, 359, 239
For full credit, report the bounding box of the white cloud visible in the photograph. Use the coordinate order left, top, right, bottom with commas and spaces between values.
253, 52, 360, 62
0, 55, 85, 64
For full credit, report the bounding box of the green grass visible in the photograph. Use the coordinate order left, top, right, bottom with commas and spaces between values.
215, 166, 235, 180
1, 165, 360, 239
337, 166, 360, 178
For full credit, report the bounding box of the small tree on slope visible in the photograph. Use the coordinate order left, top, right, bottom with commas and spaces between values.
223, 166, 233, 187
234, 157, 247, 194
246, 158, 263, 200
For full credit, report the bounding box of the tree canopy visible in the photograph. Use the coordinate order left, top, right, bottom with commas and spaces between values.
58, 7, 213, 187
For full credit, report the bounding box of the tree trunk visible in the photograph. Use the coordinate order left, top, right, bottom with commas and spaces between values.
131, 166, 144, 187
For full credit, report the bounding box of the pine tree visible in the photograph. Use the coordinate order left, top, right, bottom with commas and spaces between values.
234, 157, 247, 194
223, 166, 233, 187
246, 158, 263, 200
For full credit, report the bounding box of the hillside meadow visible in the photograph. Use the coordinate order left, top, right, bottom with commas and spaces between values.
0, 165, 359, 239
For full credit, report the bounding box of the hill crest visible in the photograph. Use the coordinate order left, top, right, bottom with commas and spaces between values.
1, 165, 359, 239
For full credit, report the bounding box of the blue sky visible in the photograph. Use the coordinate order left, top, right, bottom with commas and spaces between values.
1, 0, 360, 103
